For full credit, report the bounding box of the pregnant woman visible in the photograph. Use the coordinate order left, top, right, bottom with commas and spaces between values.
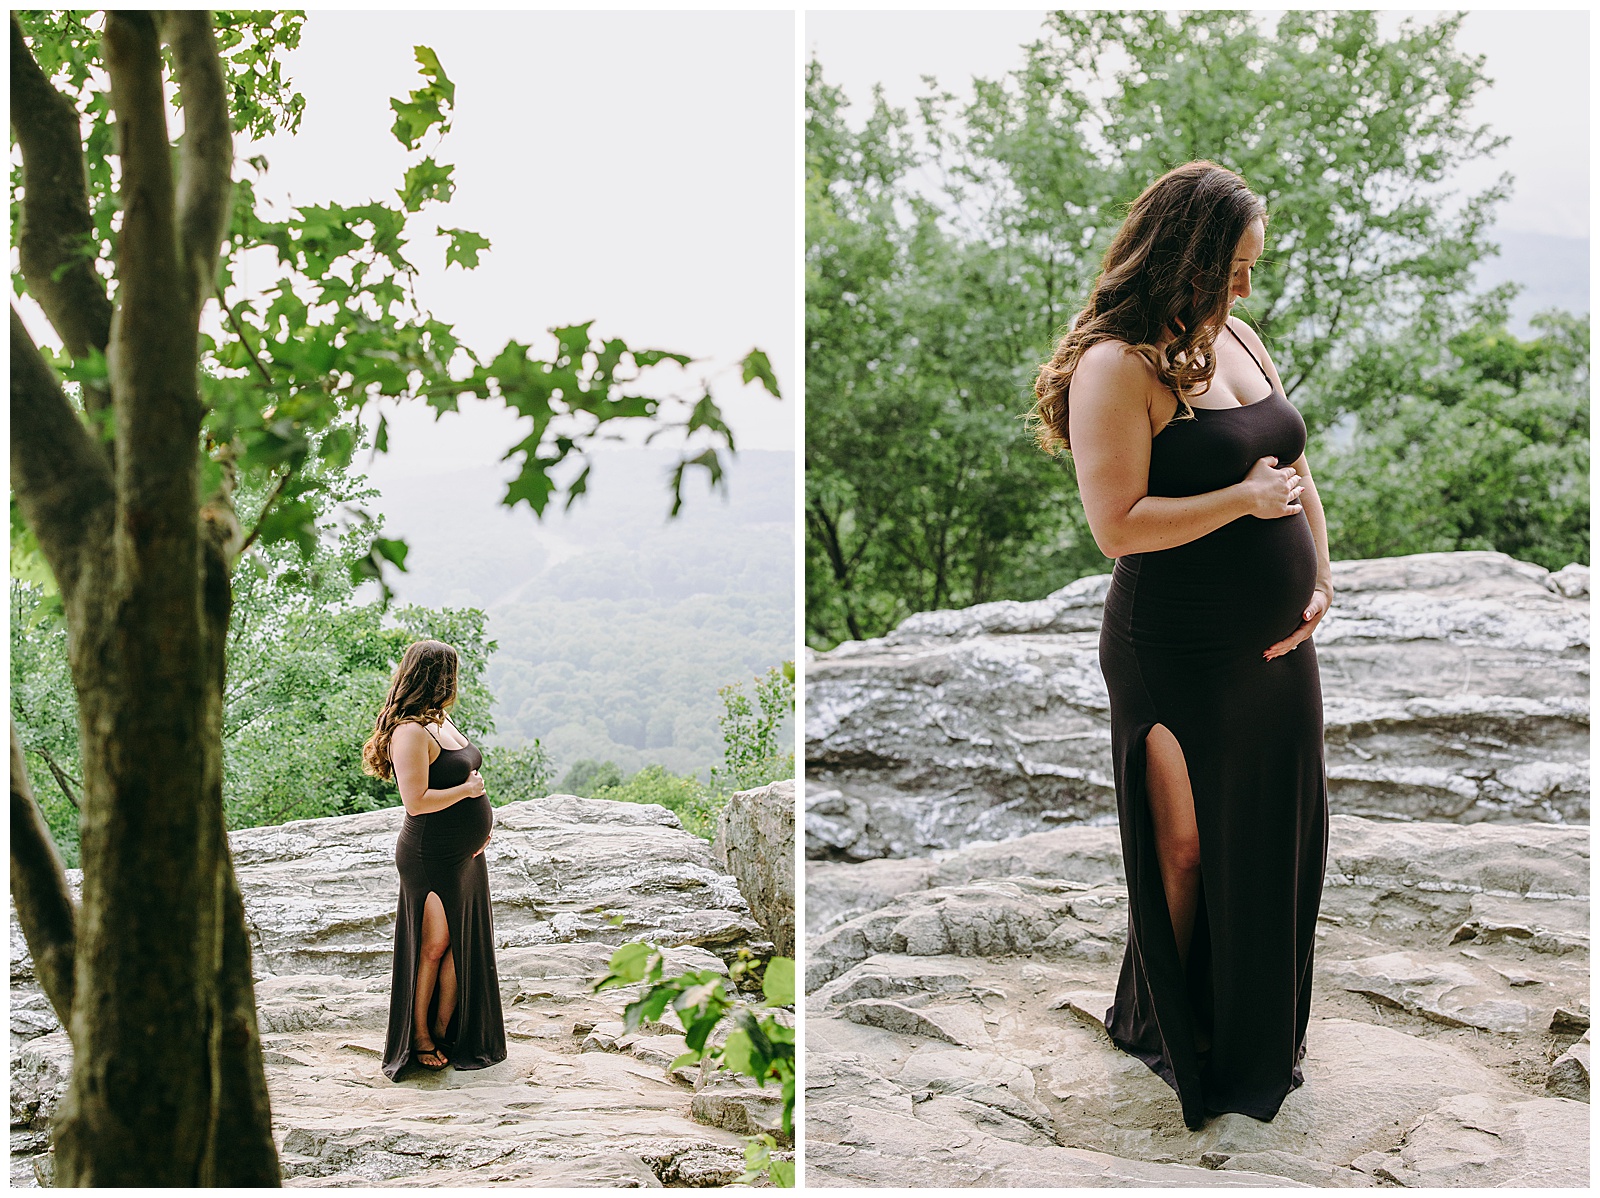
1031, 161, 1333, 1130
362, 639, 507, 1079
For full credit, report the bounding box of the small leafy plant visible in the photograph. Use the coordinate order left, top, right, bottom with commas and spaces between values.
710, 661, 796, 795
595, 944, 795, 1186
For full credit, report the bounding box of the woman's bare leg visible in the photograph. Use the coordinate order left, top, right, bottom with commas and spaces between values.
1144, 724, 1202, 966
431, 944, 457, 1043
413, 891, 451, 1063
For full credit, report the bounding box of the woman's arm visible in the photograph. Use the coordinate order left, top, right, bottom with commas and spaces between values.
1067, 340, 1305, 558
391, 722, 484, 816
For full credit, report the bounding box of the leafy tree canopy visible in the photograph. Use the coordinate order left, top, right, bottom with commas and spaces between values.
805, 10, 1585, 649
12, 10, 780, 604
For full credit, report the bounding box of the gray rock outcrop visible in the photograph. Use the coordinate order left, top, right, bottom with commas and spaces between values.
807, 551, 1590, 860
1546, 1030, 1590, 1102
11, 795, 791, 1187
804, 814, 1590, 1188
713, 779, 797, 957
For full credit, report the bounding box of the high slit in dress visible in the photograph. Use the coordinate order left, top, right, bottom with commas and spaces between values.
1099, 324, 1329, 1129
381, 717, 507, 1079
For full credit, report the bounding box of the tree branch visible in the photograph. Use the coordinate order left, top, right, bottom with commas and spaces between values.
38, 749, 82, 810
235, 467, 291, 557
104, 10, 205, 544
10, 723, 77, 1028
9, 15, 114, 390
211, 851, 282, 1183
103, 10, 183, 337
198, 514, 278, 1183
225, 301, 276, 386
10, 306, 115, 600
157, 11, 234, 315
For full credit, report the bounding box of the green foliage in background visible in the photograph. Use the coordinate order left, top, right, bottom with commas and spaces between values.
1310, 311, 1589, 570
558, 759, 627, 797
594, 766, 724, 841
594, 945, 795, 1185
9, 430, 556, 864
805, 10, 1588, 649
710, 662, 797, 794
472, 745, 556, 808
487, 590, 792, 778
8, 580, 80, 864
564, 662, 797, 840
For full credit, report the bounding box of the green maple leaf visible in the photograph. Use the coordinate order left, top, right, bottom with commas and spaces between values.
503, 461, 558, 515
741, 348, 781, 397
398, 158, 455, 212
439, 226, 491, 269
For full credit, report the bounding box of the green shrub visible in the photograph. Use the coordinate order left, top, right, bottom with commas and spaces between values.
557, 758, 625, 797
709, 663, 795, 795
479, 742, 555, 806
595, 945, 795, 1184
594, 765, 721, 840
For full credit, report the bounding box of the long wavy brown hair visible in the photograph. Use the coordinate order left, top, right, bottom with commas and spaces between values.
361, 640, 460, 781
1029, 160, 1268, 455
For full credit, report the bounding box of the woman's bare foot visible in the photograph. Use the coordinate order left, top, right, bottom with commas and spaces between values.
413, 1039, 448, 1070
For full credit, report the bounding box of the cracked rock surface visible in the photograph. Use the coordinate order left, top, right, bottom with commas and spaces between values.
805, 815, 1590, 1188
11, 795, 789, 1187
807, 551, 1589, 860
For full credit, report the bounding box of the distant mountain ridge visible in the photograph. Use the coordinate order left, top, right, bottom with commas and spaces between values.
368, 448, 796, 778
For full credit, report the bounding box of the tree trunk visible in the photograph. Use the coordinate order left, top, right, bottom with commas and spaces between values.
51, 524, 279, 1186
9, 10, 280, 1185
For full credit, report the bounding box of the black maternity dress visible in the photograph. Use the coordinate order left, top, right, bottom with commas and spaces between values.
381, 718, 507, 1079
1099, 325, 1329, 1130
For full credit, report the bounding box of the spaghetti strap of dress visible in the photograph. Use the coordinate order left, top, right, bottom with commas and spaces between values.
1226, 321, 1272, 382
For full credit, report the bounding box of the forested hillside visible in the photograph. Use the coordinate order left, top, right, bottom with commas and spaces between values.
372, 447, 795, 775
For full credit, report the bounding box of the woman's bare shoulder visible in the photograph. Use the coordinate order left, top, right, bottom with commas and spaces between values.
1073, 339, 1160, 407
1226, 314, 1273, 361
391, 721, 429, 747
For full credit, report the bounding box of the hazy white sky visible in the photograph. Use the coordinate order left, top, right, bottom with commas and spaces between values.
243, 10, 797, 482
806, 8, 1589, 240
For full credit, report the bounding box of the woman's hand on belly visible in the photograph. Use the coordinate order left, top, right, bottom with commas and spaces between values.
474, 831, 491, 858
1241, 456, 1305, 520
1263, 583, 1332, 660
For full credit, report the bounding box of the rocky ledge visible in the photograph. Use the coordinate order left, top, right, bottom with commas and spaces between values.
807, 552, 1590, 860
804, 814, 1589, 1187
11, 795, 792, 1187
